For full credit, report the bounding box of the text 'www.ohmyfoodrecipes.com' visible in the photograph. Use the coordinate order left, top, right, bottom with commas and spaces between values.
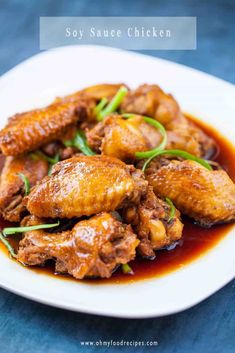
80, 339, 159, 348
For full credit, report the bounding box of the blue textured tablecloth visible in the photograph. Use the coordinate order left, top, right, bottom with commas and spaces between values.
0, 1, 234, 352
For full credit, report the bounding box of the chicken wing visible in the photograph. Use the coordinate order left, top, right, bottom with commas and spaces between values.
0, 155, 48, 222
17, 213, 139, 279
147, 160, 235, 227
123, 187, 183, 258
86, 114, 160, 161
0, 83, 128, 157
0, 98, 93, 156
121, 84, 216, 158
26, 155, 148, 219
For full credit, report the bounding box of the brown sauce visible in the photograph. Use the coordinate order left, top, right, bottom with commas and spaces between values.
0, 114, 235, 284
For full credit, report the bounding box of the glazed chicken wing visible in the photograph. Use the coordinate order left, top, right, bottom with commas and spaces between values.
26, 155, 148, 219
147, 160, 235, 227
17, 213, 139, 279
0, 84, 128, 157
0, 98, 93, 156
86, 114, 160, 161
123, 187, 183, 258
0, 155, 48, 222
121, 84, 216, 158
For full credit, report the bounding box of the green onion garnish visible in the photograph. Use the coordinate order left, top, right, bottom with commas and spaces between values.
122, 263, 133, 275
165, 197, 176, 222
48, 164, 53, 176
142, 149, 213, 172
35, 151, 60, 165
94, 97, 108, 116
0, 232, 17, 258
97, 86, 128, 121
64, 130, 95, 156
3, 221, 60, 236
31, 151, 60, 176
30, 152, 40, 161
48, 154, 59, 176
122, 114, 167, 158
17, 173, 30, 196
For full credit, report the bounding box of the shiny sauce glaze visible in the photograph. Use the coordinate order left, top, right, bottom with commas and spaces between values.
0, 114, 235, 284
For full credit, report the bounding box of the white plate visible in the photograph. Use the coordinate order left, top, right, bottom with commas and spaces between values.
0, 45, 234, 319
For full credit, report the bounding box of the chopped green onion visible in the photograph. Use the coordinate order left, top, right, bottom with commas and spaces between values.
64, 130, 95, 156
63, 140, 73, 148
0, 232, 17, 258
142, 149, 213, 172
32, 151, 60, 176
51, 153, 60, 164
17, 173, 30, 196
73, 131, 96, 156
122, 114, 167, 158
122, 263, 133, 275
48, 164, 53, 176
47, 153, 60, 176
36, 151, 60, 165
94, 97, 108, 116
3, 221, 60, 236
30, 152, 40, 161
97, 86, 128, 121
165, 197, 176, 222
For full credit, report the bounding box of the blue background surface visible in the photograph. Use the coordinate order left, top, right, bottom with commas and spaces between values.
0, 1, 234, 352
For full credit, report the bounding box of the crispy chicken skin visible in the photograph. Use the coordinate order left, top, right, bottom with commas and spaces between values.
123, 187, 183, 258
86, 114, 160, 161
26, 155, 148, 219
17, 213, 139, 279
0, 99, 91, 156
147, 160, 235, 227
0, 155, 48, 222
121, 84, 216, 158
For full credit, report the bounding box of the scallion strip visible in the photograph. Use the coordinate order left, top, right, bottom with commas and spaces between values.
0, 232, 17, 258
17, 173, 30, 196
30, 151, 59, 176
47, 153, 60, 176
165, 197, 176, 222
142, 149, 213, 172
3, 221, 60, 236
73, 131, 96, 156
122, 263, 133, 275
36, 151, 60, 165
48, 164, 54, 176
122, 114, 167, 158
94, 97, 108, 116
97, 86, 128, 121
64, 131, 95, 156
30, 152, 40, 161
